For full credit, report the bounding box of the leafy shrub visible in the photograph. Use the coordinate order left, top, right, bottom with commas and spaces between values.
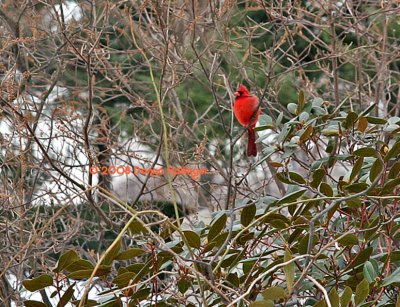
23, 93, 400, 307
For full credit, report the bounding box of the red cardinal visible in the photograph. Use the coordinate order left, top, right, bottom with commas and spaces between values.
233, 84, 261, 157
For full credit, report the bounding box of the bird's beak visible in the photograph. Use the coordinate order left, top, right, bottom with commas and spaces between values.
234, 91, 240, 97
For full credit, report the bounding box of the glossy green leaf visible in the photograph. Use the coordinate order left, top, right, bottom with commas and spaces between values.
340, 286, 353, 307
310, 168, 325, 188
344, 112, 358, 129
262, 286, 286, 300
178, 279, 190, 293
112, 271, 136, 288
369, 158, 384, 182
338, 234, 358, 246
22, 274, 53, 292
208, 213, 227, 242
355, 279, 369, 306
297, 90, 305, 114
241, 203, 256, 227
382, 177, 400, 195
283, 249, 295, 293
23, 301, 47, 307
128, 220, 148, 234
353, 148, 378, 157
325, 138, 336, 153
350, 157, 364, 182
322, 128, 339, 136
249, 301, 274, 307
183, 230, 201, 249
344, 182, 368, 193
277, 189, 307, 204
384, 140, 400, 162
103, 239, 121, 265
53, 250, 80, 273
300, 125, 313, 143
359, 103, 376, 116
320, 182, 333, 197
116, 248, 146, 260
299, 234, 318, 254
64, 259, 94, 272
388, 161, 400, 179
363, 261, 377, 283
289, 172, 306, 184
57, 283, 75, 307
382, 267, 400, 286
365, 116, 387, 124
130, 288, 151, 300
352, 247, 373, 267
328, 288, 340, 307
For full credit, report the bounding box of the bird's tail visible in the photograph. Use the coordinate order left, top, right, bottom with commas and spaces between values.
247, 127, 257, 157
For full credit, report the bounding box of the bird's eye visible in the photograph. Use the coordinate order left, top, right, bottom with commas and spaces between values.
238, 91, 243, 95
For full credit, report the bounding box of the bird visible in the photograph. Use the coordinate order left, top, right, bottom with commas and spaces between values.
233, 84, 261, 157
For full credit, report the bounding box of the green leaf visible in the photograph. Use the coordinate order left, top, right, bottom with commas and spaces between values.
241, 203, 256, 227
130, 288, 151, 300
299, 234, 318, 254
57, 283, 75, 307
299, 125, 313, 143
344, 112, 358, 129
283, 249, 295, 293
277, 189, 307, 205
382, 267, 400, 286
53, 250, 80, 273
262, 287, 286, 300
325, 138, 336, 153
344, 182, 368, 193
322, 128, 339, 136
384, 140, 400, 162
355, 279, 369, 306
337, 234, 359, 246
369, 158, 383, 182
297, 90, 305, 114
353, 247, 373, 267
112, 272, 136, 289
103, 239, 121, 265
381, 178, 400, 195
365, 116, 387, 124
310, 168, 325, 188
68, 265, 110, 280
346, 197, 362, 209
208, 213, 227, 242
388, 161, 400, 179
328, 288, 340, 307
289, 172, 306, 184
363, 261, 377, 283
178, 279, 190, 293
359, 104, 376, 116
128, 220, 148, 234
183, 231, 201, 249
23, 301, 47, 307
22, 274, 53, 292
249, 300, 274, 307
320, 182, 333, 197
350, 157, 364, 182
115, 248, 146, 260
64, 259, 94, 272
353, 148, 378, 157
340, 286, 353, 307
